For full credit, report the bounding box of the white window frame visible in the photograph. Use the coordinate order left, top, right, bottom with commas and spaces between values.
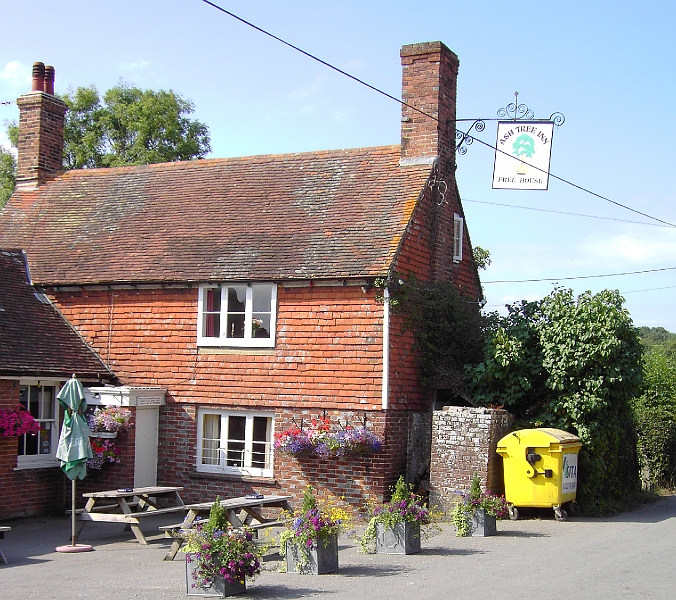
197, 283, 277, 348
16, 380, 61, 470
196, 409, 275, 478
453, 213, 464, 263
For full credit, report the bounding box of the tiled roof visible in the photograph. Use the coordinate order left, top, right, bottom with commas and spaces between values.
0, 146, 431, 286
0, 250, 114, 379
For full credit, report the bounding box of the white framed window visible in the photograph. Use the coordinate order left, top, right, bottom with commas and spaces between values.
196, 409, 274, 478
453, 213, 464, 262
197, 283, 277, 348
16, 382, 60, 469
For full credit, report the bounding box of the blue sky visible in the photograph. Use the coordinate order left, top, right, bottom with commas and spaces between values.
2, 0, 675, 331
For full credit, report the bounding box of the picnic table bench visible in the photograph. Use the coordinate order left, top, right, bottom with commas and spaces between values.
76, 486, 187, 545
162, 494, 292, 561
0, 526, 9, 565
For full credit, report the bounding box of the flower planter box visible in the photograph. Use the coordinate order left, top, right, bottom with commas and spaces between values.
375, 521, 421, 554
470, 509, 497, 537
285, 534, 339, 574
186, 554, 246, 597
89, 432, 117, 439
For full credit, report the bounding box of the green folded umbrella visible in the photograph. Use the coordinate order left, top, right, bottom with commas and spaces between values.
56, 376, 92, 479
55, 376, 93, 550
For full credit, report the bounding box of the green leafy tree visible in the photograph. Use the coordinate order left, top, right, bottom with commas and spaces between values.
633, 344, 676, 487
62, 83, 211, 168
0, 146, 16, 209
1, 82, 210, 202
472, 246, 491, 271
468, 288, 644, 513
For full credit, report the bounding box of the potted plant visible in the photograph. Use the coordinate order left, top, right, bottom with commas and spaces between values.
87, 406, 133, 437
451, 473, 509, 537
279, 486, 350, 574
358, 476, 435, 554
184, 498, 262, 597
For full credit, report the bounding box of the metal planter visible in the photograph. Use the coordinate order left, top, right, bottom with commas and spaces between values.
470, 509, 497, 537
285, 534, 339, 574
375, 521, 421, 554
185, 553, 246, 597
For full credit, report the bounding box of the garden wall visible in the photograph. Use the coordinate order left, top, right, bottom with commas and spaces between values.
429, 406, 513, 514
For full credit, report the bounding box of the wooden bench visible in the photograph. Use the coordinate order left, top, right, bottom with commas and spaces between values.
67, 501, 139, 515
77, 504, 188, 524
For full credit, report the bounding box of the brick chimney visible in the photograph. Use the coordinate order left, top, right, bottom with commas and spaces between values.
15, 62, 67, 190
400, 42, 459, 177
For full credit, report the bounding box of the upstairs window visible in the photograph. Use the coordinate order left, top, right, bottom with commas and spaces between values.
453, 213, 464, 262
197, 283, 277, 347
197, 409, 274, 478
17, 383, 59, 469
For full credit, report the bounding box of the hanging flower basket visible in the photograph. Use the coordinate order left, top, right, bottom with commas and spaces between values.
275, 418, 383, 458
88, 438, 121, 469
87, 406, 133, 434
89, 431, 117, 439
0, 405, 40, 437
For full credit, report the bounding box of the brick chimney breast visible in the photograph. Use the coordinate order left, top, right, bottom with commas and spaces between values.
400, 41, 459, 177
15, 63, 67, 190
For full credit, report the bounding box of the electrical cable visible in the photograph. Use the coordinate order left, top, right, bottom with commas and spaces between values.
463, 198, 673, 228
199, 0, 676, 229
482, 265, 676, 284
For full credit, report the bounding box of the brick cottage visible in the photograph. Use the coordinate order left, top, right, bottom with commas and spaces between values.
0, 41, 482, 516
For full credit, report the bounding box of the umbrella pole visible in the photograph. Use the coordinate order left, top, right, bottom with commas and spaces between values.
71, 478, 77, 546
56, 477, 93, 553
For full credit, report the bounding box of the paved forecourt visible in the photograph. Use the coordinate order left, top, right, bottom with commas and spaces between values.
1, 494, 675, 599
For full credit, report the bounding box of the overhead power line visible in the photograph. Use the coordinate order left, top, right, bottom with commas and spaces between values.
483, 265, 676, 284
463, 199, 674, 228
200, 0, 676, 229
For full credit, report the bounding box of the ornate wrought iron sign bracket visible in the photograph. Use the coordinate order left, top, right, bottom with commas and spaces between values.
455, 92, 565, 155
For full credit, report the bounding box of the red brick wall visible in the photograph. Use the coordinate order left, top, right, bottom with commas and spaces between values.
0, 379, 65, 519
51, 284, 420, 509
16, 92, 67, 187
55, 285, 386, 410
155, 403, 416, 511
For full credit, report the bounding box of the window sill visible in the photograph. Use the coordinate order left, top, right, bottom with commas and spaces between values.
14, 457, 60, 471
190, 470, 279, 485
198, 348, 275, 356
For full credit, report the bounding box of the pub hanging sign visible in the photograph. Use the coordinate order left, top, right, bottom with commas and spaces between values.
492, 121, 554, 190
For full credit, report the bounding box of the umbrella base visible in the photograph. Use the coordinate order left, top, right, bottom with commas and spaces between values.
55, 544, 94, 553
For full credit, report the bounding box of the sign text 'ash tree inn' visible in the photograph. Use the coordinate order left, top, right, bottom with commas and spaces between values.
492, 121, 555, 190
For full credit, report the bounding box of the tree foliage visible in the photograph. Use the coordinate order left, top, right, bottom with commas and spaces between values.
0, 146, 16, 209
61, 83, 211, 169
378, 274, 485, 394
1, 82, 211, 203
633, 343, 676, 488
467, 288, 644, 513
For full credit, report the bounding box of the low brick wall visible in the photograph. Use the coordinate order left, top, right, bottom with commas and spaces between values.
429, 406, 513, 514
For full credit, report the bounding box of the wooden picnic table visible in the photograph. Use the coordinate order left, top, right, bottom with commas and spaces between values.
0, 526, 10, 564
76, 486, 186, 545
163, 494, 292, 561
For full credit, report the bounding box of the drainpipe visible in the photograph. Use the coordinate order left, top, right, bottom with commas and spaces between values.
382, 288, 390, 410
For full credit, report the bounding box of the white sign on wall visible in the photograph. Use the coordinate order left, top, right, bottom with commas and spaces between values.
562, 453, 578, 493
492, 121, 554, 190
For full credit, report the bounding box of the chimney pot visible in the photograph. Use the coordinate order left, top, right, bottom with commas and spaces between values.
44, 66, 55, 95
31, 62, 45, 92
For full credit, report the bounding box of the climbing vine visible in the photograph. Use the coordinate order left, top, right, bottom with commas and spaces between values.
375, 273, 485, 393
